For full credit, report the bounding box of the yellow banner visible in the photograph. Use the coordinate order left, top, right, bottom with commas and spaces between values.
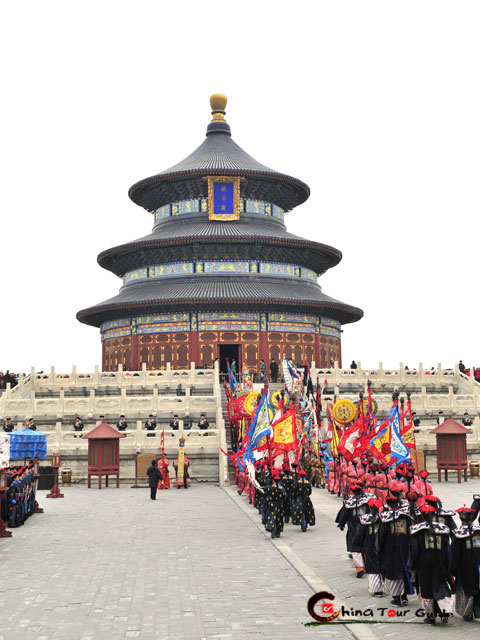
176, 443, 185, 485
273, 409, 297, 448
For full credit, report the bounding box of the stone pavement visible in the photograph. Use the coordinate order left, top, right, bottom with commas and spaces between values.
228, 475, 480, 639
0, 483, 353, 640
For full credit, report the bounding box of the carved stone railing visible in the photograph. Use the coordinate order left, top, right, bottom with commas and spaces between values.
36, 421, 222, 452
0, 390, 220, 421
311, 361, 465, 390
1, 362, 218, 403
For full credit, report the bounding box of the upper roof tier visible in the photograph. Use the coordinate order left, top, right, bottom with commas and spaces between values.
128, 94, 310, 213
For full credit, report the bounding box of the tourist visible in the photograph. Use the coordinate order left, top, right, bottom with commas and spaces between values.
270, 359, 279, 383
3, 417, 14, 432
146, 459, 162, 500
145, 414, 156, 437
116, 415, 128, 431
350, 360, 357, 370
170, 414, 179, 431
28, 417, 37, 431
459, 360, 466, 374
436, 410, 446, 425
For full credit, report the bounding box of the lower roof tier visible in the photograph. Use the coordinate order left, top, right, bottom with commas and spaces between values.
77, 276, 363, 328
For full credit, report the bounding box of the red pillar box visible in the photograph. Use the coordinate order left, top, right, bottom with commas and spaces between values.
46, 453, 64, 498
83, 422, 125, 489
430, 419, 471, 483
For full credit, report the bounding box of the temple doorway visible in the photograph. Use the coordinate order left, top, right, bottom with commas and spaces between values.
219, 344, 240, 374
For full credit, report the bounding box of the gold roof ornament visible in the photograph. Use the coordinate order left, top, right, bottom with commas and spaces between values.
210, 93, 227, 122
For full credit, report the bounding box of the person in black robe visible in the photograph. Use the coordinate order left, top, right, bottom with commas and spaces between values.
423, 494, 456, 532
408, 504, 454, 624
376, 487, 414, 606
353, 498, 384, 594
471, 493, 480, 522
280, 468, 295, 523
146, 459, 162, 500
269, 359, 279, 383
254, 463, 266, 513
291, 470, 315, 532
452, 506, 480, 621
263, 474, 286, 538
335, 483, 368, 576
145, 414, 156, 437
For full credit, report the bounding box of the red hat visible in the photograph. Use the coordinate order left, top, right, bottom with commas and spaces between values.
424, 495, 439, 504
406, 490, 419, 502
419, 470, 429, 480
299, 470, 307, 477
420, 504, 436, 515
388, 480, 404, 493
367, 498, 383, 511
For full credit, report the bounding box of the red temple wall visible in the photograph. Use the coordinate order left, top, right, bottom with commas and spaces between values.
102, 331, 341, 372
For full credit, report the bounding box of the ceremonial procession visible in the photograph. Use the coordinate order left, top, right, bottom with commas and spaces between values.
2, 3, 480, 638
226, 359, 480, 625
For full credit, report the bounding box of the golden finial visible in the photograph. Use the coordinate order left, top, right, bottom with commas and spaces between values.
210, 93, 227, 121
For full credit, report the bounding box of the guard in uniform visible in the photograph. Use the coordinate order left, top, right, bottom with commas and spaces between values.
145, 414, 156, 437
73, 415, 84, 437
3, 417, 14, 432
198, 413, 209, 431
116, 414, 128, 431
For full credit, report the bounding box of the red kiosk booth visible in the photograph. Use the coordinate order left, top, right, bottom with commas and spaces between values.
83, 422, 125, 489
430, 418, 471, 483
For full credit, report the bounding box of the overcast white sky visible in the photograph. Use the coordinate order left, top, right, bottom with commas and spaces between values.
1, 1, 479, 373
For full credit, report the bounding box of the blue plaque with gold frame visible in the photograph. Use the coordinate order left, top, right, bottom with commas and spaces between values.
206, 176, 241, 221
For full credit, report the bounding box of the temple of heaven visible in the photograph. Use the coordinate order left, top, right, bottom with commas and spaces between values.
77, 94, 363, 372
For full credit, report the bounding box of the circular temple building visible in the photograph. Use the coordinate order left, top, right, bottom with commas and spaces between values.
77, 95, 363, 372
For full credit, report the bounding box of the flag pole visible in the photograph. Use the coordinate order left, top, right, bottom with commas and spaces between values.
407, 391, 419, 473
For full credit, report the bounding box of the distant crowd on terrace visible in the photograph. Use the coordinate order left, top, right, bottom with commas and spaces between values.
458, 360, 480, 383
0, 371, 22, 389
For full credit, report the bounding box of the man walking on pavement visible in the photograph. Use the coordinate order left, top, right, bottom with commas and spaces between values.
147, 459, 162, 500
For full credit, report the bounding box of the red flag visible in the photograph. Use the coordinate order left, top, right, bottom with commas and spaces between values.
337, 416, 364, 461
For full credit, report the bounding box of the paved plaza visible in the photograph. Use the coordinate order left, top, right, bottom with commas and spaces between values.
1, 483, 350, 640
1, 475, 480, 640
